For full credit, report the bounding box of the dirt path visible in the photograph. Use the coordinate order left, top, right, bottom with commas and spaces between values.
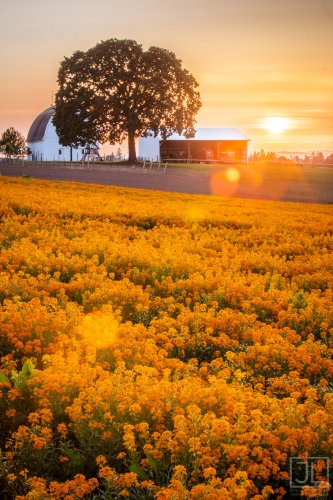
1, 161, 332, 204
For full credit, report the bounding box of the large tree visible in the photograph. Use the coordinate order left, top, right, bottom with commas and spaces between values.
53, 39, 201, 163
0, 127, 26, 158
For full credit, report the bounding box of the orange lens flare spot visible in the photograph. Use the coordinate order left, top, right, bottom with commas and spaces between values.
225, 168, 240, 183
77, 312, 118, 350
210, 168, 241, 196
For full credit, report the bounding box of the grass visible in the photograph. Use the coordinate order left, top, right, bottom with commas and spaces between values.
1, 159, 332, 203
162, 161, 333, 203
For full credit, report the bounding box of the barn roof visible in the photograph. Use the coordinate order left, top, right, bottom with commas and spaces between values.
165, 128, 249, 141
27, 107, 55, 143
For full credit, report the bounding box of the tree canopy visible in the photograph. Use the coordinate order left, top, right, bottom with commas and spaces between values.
53, 39, 201, 162
0, 127, 27, 158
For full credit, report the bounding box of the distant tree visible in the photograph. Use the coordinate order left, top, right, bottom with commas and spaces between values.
249, 150, 277, 163
249, 151, 260, 163
0, 127, 26, 158
116, 147, 123, 160
53, 38, 201, 163
311, 151, 325, 164
266, 151, 277, 161
325, 153, 333, 164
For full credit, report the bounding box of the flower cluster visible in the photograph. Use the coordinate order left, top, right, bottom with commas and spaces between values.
0, 177, 332, 499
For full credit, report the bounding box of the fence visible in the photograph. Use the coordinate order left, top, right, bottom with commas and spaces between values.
0, 158, 26, 166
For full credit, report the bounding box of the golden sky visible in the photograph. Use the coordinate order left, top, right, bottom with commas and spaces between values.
0, 0, 332, 153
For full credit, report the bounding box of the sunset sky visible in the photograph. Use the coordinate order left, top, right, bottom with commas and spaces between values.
0, 0, 332, 154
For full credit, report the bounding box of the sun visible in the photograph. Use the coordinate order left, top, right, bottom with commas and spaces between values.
262, 116, 290, 134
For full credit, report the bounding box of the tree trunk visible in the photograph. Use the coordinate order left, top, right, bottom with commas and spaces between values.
128, 132, 137, 164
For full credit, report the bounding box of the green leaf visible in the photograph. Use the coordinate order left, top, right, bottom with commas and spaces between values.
147, 453, 159, 475
11, 371, 25, 393
21, 359, 34, 380
0, 372, 9, 384
129, 463, 149, 481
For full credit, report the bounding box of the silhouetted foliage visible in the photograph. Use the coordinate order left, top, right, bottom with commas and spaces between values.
249, 149, 333, 165
325, 153, 333, 164
53, 39, 201, 163
0, 127, 27, 158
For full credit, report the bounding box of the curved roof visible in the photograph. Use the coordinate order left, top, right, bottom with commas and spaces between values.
27, 107, 55, 143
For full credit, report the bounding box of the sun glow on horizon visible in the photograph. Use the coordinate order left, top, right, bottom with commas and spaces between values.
262, 117, 291, 134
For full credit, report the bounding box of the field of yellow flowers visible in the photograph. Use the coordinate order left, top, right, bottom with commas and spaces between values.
0, 176, 332, 499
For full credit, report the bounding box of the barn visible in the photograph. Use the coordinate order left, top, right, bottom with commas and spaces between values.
139, 128, 249, 164
27, 107, 98, 161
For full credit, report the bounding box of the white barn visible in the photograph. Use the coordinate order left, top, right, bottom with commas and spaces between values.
139, 128, 249, 164
27, 107, 98, 161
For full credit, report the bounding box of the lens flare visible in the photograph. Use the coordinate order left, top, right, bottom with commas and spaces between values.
210, 168, 241, 196
77, 311, 118, 350
225, 168, 240, 183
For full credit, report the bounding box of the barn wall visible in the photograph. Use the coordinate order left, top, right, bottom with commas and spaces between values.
160, 140, 248, 164
138, 136, 160, 161
138, 132, 249, 164
29, 120, 89, 161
